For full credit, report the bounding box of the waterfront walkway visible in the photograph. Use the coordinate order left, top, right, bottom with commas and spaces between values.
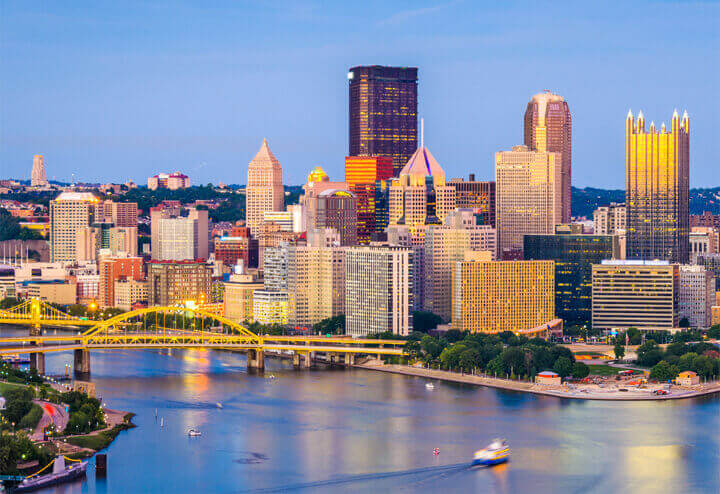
31, 400, 69, 440
355, 363, 720, 401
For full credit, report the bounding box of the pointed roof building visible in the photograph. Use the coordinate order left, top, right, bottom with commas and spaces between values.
399, 146, 445, 181
246, 139, 284, 236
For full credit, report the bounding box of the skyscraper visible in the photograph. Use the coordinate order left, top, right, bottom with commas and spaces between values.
524, 91, 572, 223
344, 156, 393, 243
495, 145, 563, 259
626, 110, 690, 263
50, 192, 99, 262
448, 175, 496, 227
31, 155, 49, 187
246, 139, 284, 235
348, 66, 418, 175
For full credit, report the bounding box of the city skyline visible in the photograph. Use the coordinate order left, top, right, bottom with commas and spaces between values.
1, 2, 718, 187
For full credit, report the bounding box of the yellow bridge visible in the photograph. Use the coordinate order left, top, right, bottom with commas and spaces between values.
0, 303, 406, 374
0, 299, 96, 328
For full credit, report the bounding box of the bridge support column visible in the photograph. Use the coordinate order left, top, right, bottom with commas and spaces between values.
30, 325, 41, 337
30, 352, 45, 375
247, 349, 264, 371
347, 353, 355, 366
292, 352, 311, 369
74, 349, 91, 378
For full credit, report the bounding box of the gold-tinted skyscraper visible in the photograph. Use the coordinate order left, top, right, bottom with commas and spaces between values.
524, 91, 572, 223
246, 139, 284, 235
626, 110, 689, 263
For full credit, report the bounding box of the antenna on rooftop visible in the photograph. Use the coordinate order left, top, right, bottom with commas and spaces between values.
421, 118, 424, 148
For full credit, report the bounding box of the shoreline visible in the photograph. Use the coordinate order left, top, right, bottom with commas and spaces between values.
353, 363, 720, 401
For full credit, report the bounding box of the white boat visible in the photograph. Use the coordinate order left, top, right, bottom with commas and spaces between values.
187, 429, 202, 437
425, 383, 435, 389
216, 402, 223, 409
160, 417, 164, 428
472, 439, 510, 466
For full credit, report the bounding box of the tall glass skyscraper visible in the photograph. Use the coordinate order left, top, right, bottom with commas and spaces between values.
348, 66, 418, 176
524, 92, 572, 223
626, 110, 689, 263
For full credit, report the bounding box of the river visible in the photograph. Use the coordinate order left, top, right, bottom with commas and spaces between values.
3, 326, 719, 493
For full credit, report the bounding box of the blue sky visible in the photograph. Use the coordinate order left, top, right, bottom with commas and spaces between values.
1, 1, 718, 187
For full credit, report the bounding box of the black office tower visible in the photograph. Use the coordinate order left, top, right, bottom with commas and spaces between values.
348, 66, 418, 176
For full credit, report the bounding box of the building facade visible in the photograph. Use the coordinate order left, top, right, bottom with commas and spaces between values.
223, 271, 264, 323
152, 208, 208, 261
214, 235, 259, 270
147, 172, 190, 190
31, 155, 49, 187
50, 192, 98, 262
678, 265, 714, 329
593, 203, 626, 235
447, 175, 495, 227
524, 233, 620, 325
524, 91, 572, 223
424, 209, 496, 321
252, 290, 289, 325
344, 156, 393, 244
98, 256, 144, 308
697, 254, 720, 290
452, 257, 555, 333
246, 139, 284, 235
147, 261, 212, 306
345, 246, 413, 337
591, 260, 679, 331
114, 279, 149, 311
495, 145, 563, 258
626, 110, 690, 263
348, 65, 418, 175
689, 227, 719, 262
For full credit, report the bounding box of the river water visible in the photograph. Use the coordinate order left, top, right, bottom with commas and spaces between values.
3, 327, 719, 493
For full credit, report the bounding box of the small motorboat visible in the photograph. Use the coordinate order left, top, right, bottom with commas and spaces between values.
425, 383, 435, 389
216, 402, 223, 409
433, 447, 440, 456
15, 456, 87, 492
472, 439, 510, 466
187, 429, 202, 437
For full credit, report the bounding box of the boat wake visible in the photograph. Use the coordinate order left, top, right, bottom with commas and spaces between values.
238, 463, 470, 493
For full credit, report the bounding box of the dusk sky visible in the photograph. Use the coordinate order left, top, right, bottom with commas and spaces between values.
1, 1, 718, 188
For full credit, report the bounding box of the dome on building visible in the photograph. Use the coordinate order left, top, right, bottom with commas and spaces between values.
399, 146, 445, 180
307, 167, 329, 183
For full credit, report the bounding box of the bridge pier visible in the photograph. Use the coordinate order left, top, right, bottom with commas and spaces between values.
246, 349, 264, 371
74, 349, 91, 378
30, 352, 45, 375
30, 325, 41, 337
292, 352, 311, 369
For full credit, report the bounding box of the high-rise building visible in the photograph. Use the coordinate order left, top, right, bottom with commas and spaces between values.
98, 256, 144, 308
97, 201, 138, 227
423, 210, 496, 321
452, 256, 554, 333
593, 203, 627, 235
31, 155, 49, 187
345, 246, 413, 337
524, 91, 572, 223
147, 260, 212, 306
591, 260, 679, 331
76, 226, 138, 261
214, 234, 259, 270
447, 175, 496, 227
344, 156, 393, 243
252, 290, 289, 325
301, 167, 357, 246
495, 145, 563, 259
286, 245, 346, 327
689, 227, 719, 263
348, 65, 418, 175
113, 278, 149, 311
524, 233, 620, 325
690, 212, 720, 229
152, 208, 208, 261
147, 172, 190, 190
246, 139, 284, 235
678, 265, 714, 329
50, 192, 99, 262
697, 254, 720, 290
626, 110, 690, 263
263, 244, 289, 292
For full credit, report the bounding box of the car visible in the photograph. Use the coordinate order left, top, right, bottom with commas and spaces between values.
653, 389, 669, 396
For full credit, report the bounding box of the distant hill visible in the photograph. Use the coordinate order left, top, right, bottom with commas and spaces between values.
571, 186, 720, 219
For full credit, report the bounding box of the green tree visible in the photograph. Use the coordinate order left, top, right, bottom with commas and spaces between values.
679, 317, 690, 328
707, 325, 720, 339
626, 327, 642, 345
649, 360, 679, 382
459, 349, 481, 373
412, 311, 442, 333
572, 362, 590, 379
552, 356, 573, 378
613, 343, 625, 360
2, 388, 34, 425
636, 340, 664, 367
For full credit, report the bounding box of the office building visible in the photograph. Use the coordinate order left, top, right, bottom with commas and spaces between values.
626, 110, 690, 263
452, 256, 554, 333
25, 280, 77, 305
591, 260, 679, 331
152, 208, 208, 261
344, 156, 393, 243
98, 256, 144, 308
345, 246, 413, 336
147, 260, 212, 306
50, 192, 99, 262
147, 172, 190, 190
678, 265, 714, 329
447, 175, 495, 227
286, 245, 346, 327
689, 227, 718, 262
77, 226, 138, 261
246, 139, 284, 235
301, 167, 357, 246
223, 270, 264, 323
114, 279, 149, 311
691, 212, 720, 229
252, 290, 289, 325
524, 91, 572, 223
214, 235, 259, 270
348, 65, 418, 175
97, 201, 138, 227
424, 209, 496, 321
697, 254, 720, 290
495, 145, 563, 258
524, 233, 620, 324
593, 203, 626, 235
31, 155, 49, 187
263, 244, 289, 291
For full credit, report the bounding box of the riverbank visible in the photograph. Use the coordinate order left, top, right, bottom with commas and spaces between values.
354, 362, 720, 401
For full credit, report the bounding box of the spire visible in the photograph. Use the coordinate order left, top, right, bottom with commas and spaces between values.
660, 122, 666, 133
250, 138, 279, 166
672, 108, 679, 120
420, 118, 424, 149
626, 109, 633, 120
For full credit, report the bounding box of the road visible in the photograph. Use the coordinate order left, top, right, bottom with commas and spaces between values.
31, 400, 69, 441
